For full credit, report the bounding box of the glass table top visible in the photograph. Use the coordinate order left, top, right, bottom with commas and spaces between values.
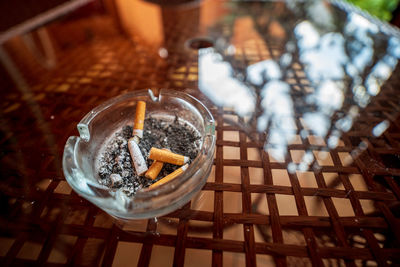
0, 0, 399, 266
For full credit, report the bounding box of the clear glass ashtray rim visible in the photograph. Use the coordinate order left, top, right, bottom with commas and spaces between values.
62, 89, 216, 219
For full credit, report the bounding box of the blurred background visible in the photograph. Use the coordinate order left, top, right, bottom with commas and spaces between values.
346, 0, 399, 22
1, 0, 399, 92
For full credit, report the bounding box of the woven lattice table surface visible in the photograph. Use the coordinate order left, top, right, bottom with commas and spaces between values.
1, 1, 400, 266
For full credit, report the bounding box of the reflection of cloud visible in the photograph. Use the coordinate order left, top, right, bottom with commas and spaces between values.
352, 85, 369, 108
335, 106, 358, 132
366, 61, 391, 96
346, 31, 373, 76
309, 80, 344, 116
327, 130, 341, 149
342, 14, 400, 102
295, 21, 320, 50
294, 21, 347, 140
344, 13, 379, 41
295, 22, 348, 82
345, 13, 376, 87
345, 13, 378, 44
372, 120, 389, 137
258, 80, 295, 161
389, 37, 400, 57
198, 48, 255, 116
307, 1, 334, 30
365, 53, 399, 96
280, 53, 292, 67
246, 60, 282, 86
303, 112, 330, 137
302, 80, 344, 139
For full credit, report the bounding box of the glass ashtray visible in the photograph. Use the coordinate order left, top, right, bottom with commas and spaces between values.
62, 89, 215, 219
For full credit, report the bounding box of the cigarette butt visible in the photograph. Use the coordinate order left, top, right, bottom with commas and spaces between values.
149, 147, 189, 165
145, 161, 164, 180
128, 137, 148, 175
133, 101, 146, 138
149, 164, 188, 188
132, 135, 139, 144
110, 173, 122, 186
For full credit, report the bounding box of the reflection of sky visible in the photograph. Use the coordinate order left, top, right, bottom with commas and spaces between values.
345, 14, 400, 99
258, 80, 296, 161
198, 48, 255, 116
247, 60, 282, 86
295, 14, 399, 135
295, 21, 348, 82
345, 14, 376, 75
312, 81, 344, 115
307, 1, 334, 30
389, 37, 400, 57
247, 60, 295, 161
199, 3, 400, 171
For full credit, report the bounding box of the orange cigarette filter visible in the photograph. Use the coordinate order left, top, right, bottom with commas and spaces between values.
149, 164, 188, 189
149, 147, 189, 165
145, 161, 164, 180
133, 101, 146, 138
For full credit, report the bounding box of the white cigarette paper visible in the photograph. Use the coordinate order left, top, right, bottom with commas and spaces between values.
110, 173, 122, 186
128, 138, 148, 175
132, 129, 143, 139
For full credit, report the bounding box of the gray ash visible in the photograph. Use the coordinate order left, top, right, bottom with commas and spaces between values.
98, 116, 201, 196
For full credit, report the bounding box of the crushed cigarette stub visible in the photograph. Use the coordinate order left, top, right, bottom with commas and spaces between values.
149, 147, 189, 165
133, 101, 146, 138
128, 137, 148, 175
145, 161, 164, 180
149, 164, 188, 188
110, 173, 123, 186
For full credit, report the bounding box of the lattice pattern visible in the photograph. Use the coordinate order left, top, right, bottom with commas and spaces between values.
1, 5, 400, 267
